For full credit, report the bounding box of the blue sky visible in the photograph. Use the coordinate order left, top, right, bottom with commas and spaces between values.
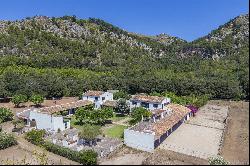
0, 0, 248, 41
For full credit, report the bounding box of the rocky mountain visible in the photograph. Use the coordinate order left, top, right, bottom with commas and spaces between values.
0, 14, 248, 100
178, 14, 249, 59
0, 14, 248, 67
153, 33, 187, 46
0, 16, 168, 65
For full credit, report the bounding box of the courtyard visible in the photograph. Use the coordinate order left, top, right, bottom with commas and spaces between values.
158, 104, 229, 159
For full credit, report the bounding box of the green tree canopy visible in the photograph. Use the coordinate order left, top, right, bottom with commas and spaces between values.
113, 90, 131, 100
11, 94, 28, 108
0, 108, 14, 123
129, 107, 152, 125
115, 99, 130, 115
78, 124, 101, 143
30, 94, 44, 107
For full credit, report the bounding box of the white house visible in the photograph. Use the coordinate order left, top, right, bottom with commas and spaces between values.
17, 100, 92, 132
29, 110, 70, 131
124, 103, 192, 152
82, 90, 114, 109
129, 94, 171, 111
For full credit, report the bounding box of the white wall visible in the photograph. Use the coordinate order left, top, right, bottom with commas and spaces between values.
29, 111, 53, 130
29, 111, 67, 131
124, 129, 155, 152
52, 116, 67, 131
130, 100, 165, 111
83, 92, 113, 109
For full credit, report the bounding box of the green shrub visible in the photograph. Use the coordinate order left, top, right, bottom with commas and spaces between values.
24, 129, 97, 165
0, 132, 17, 150
129, 107, 152, 125
30, 94, 44, 107
43, 141, 97, 165
25, 129, 45, 145
165, 92, 210, 108
208, 156, 229, 165
11, 94, 28, 107
0, 107, 14, 123
78, 150, 98, 165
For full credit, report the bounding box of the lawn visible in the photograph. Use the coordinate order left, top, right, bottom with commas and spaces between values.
70, 115, 128, 139
103, 125, 128, 139
108, 114, 128, 122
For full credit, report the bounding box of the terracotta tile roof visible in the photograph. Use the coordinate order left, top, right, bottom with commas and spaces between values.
152, 104, 191, 137
102, 100, 117, 107
37, 100, 93, 115
131, 95, 166, 103
151, 109, 166, 116
83, 90, 105, 97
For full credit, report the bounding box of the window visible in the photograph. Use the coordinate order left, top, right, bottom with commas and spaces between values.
132, 101, 137, 105
95, 97, 99, 101
141, 102, 149, 108
153, 104, 158, 108
102, 97, 105, 101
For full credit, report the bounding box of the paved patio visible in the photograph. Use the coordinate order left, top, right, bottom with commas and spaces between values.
159, 104, 229, 159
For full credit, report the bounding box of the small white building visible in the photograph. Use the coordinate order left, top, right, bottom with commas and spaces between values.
82, 90, 114, 109
124, 104, 192, 152
17, 100, 93, 132
129, 94, 171, 111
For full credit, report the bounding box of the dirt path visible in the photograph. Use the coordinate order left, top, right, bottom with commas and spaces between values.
13, 136, 79, 165
217, 101, 249, 165
99, 146, 150, 165
143, 149, 208, 165
112, 117, 131, 126
1, 118, 79, 165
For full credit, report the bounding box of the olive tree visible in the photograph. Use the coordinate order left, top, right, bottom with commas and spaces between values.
78, 125, 101, 146
11, 95, 28, 108
30, 95, 44, 107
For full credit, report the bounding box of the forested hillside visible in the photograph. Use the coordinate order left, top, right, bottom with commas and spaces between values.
0, 14, 249, 100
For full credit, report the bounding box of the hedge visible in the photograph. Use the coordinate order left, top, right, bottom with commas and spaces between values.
25, 130, 97, 165
0, 132, 17, 150
43, 141, 97, 165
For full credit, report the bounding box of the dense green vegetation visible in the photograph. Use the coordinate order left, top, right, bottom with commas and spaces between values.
75, 105, 113, 125
129, 107, 153, 125
25, 129, 98, 165
11, 94, 28, 107
115, 99, 130, 115
30, 94, 44, 107
25, 129, 46, 145
78, 124, 101, 143
43, 142, 98, 165
0, 15, 249, 100
150, 92, 210, 107
0, 107, 14, 123
0, 132, 17, 150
